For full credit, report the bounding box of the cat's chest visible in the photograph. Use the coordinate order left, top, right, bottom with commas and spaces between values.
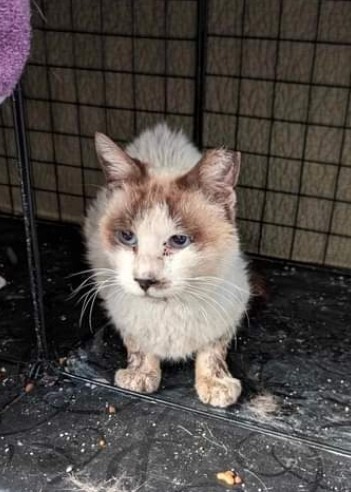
107, 294, 228, 359
118, 296, 205, 331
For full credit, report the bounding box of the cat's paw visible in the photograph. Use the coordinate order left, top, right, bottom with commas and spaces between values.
196, 376, 242, 408
114, 368, 161, 394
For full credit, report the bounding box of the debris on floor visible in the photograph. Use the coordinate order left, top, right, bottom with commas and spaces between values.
67, 474, 138, 492
216, 470, 243, 486
0, 219, 350, 492
0, 276, 6, 290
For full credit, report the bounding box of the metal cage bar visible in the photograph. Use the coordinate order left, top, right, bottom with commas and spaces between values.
12, 84, 48, 361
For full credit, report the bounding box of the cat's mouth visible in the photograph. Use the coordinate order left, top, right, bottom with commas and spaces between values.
144, 292, 169, 301
147, 286, 188, 302
131, 279, 173, 299
142, 284, 172, 299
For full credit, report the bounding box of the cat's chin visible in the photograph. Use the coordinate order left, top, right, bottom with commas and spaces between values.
126, 287, 178, 301
147, 290, 177, 300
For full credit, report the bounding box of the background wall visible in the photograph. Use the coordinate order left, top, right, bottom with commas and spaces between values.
0, 0, 350, 268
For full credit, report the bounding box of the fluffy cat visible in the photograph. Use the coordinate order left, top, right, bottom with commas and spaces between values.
84, 123, 250, 408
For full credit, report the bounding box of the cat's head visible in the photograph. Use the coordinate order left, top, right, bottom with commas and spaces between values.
94, 132, 241, 299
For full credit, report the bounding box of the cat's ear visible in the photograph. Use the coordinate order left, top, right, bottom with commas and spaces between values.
95, 132, 147, 187
178, 149, 240, 220
196, 148, 240, 190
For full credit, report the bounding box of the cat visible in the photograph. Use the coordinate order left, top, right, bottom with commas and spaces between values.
84, 123, 251, 408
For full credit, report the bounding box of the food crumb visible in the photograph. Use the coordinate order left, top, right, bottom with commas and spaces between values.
98, 438, 107, 448
24, 382, 35, 393
0, 276, 6, 290
216, 470, 243, 486
107, 404, 117, 414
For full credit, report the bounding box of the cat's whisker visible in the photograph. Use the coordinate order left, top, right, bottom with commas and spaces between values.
77, 285, 97, 309
69, 271, 116, 298
105, 283, 125, 302
66, 267, 116, 279
176, 293, 208, 325
202, 284, 251, 327
189, 284, 250, 323
191, 276, 251, 295
75, 278, 114, 305
79, 290, 96, 327
185, 286, 231, 330
183, 277, 248, 307
186, 281, 250, 334
182, 273, 249, 291
69, 279, 99, 299
192, 256, 252, 282
76, 292, 93, 314
196, 285, 244, 310
69, 268, 119, 303
202, 281, 251, 326
194, 281, 251, 328
202, 286, 249, 323
191, 279, 246, 300
78, 279, 117, 327
88, 288, 102, 334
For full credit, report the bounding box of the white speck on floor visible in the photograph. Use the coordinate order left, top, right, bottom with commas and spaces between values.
0, 276, 6, 290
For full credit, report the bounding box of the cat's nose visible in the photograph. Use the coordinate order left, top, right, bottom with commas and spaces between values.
134, 277, 158, 292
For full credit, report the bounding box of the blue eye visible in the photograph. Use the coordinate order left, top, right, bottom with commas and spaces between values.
168, 235, 191, 249
117, 230, 137, 246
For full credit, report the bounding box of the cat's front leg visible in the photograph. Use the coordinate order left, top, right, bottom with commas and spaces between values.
115, 336, 161, 394
195, 337, 241, 408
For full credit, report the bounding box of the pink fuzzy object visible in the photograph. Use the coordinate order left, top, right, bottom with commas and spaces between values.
0, 0, 31, 103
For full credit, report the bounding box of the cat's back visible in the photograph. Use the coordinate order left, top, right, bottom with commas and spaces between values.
125, 123, 201, 175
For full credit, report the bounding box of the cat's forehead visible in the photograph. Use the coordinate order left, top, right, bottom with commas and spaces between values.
127, 178, 180, 216
135, 202, 177, 237
111, 178, 182, 223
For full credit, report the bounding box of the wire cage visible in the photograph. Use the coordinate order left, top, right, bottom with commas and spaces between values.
0, 0, 351, 471
1, 0, 350, 266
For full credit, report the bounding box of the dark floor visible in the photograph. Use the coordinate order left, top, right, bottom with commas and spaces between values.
0, 217, 350, 492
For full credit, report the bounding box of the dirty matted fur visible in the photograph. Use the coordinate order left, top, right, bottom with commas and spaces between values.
84, 123, 251, 408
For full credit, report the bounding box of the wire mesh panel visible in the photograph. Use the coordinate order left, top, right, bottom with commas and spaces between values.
204, 0, 351, 268
0, 102, 23, 217
0, 0, 350, 268
1, 0, 198, 224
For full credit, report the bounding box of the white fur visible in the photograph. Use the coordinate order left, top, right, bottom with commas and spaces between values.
85, 124, 250, 360
126, 123, 201, 175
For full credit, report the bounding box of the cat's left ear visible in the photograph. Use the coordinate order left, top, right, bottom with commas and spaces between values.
196, 148, 241, 191
178, 149, 241, 218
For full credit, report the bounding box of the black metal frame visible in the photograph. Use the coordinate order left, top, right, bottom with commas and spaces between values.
12, 84, 49, 361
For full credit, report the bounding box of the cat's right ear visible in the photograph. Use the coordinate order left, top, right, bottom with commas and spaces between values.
95, 132, 147, 187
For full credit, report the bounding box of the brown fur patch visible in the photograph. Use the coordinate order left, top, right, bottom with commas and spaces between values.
177, 149, 240, 223
100, 174, 237, 254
